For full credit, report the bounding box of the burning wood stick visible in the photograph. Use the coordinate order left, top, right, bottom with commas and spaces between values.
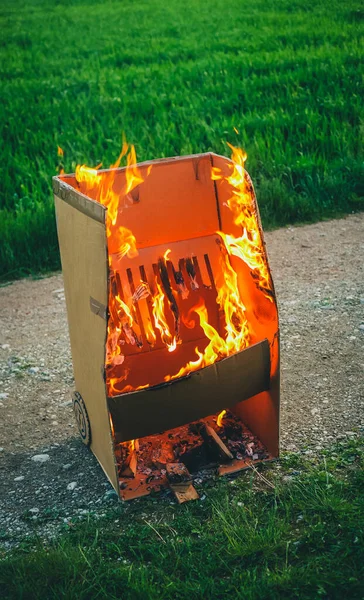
186, 257, 199, 290
158, 256, 180, 341
122, 323, 143, 347
173, 259, 189, 299
119, 450, 137, 478
132, 281, 151, 303
166, 463, 199, 504
199, 423, 233, 462
138, 268, 157, 347
109, 270, 143, 348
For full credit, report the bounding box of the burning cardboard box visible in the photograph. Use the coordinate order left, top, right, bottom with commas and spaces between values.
53, 145, 279, 502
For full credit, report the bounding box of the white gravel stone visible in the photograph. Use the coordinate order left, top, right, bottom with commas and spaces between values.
0, 393, 8, 399
67, 481, 77, 491
14, 476, 24, 482
31, 454, 50, 463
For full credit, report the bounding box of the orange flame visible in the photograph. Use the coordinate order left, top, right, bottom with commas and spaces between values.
74, 141, 273, 403
217, 409, 226, 427
75, 142, 153, 398
152, 279, 177, 352
212, 144, 272, 300
109, 413, 115, 437
164, 240, 250, 381
75, 142, 147, 240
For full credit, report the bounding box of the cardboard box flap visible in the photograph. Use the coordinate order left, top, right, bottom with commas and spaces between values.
108, 339, 270, 442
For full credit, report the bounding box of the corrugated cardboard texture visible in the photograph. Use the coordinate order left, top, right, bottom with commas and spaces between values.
54, 196, 119, 490
108, 339, 271, 441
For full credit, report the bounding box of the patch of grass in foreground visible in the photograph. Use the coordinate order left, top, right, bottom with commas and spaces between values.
0, 0, 363, 280
0, 438, 363, 599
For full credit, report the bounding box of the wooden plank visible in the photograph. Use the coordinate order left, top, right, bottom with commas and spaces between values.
166, 462, 199, 504
119, 451, 137, 478
172, 484, 199, 504
218, 454, 274, 476
199, 423, 233, 462
166, 463, 192, 485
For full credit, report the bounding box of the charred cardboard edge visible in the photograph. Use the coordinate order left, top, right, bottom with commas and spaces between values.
53, 177, 106, 223
107, 339, 271, 442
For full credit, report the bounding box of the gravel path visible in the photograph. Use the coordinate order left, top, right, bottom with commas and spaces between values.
0, 213, 363, 546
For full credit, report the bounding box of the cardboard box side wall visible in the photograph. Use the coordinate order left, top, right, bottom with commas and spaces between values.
54, 195, 119, 491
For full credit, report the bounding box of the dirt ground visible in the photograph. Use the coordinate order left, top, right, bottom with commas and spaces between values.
0, 213, 363, 545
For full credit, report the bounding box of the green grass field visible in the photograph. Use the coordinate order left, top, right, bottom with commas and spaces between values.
1, 439, 363, 599
0, 0, 363, 280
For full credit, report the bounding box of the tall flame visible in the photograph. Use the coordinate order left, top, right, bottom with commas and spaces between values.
152, 280, 177, 352
212, 143, 273, 300
75, 142, 153, 397
75, 142, 146, 242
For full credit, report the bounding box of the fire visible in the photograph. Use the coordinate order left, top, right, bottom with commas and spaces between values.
115, 295, 134, 327
57, 145, 65, 175
161, 143, 277, 383
217, 410, 226, 427
164, 238, 250, 381
152, 279, 177, 352
212, 143, 273, 300
75, 142, 146, 238
108, 227, 138, 260
125, 144, 145, 194
76, 141, 271, 398
75, 142, 154, 397
109, 413, 115, 437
